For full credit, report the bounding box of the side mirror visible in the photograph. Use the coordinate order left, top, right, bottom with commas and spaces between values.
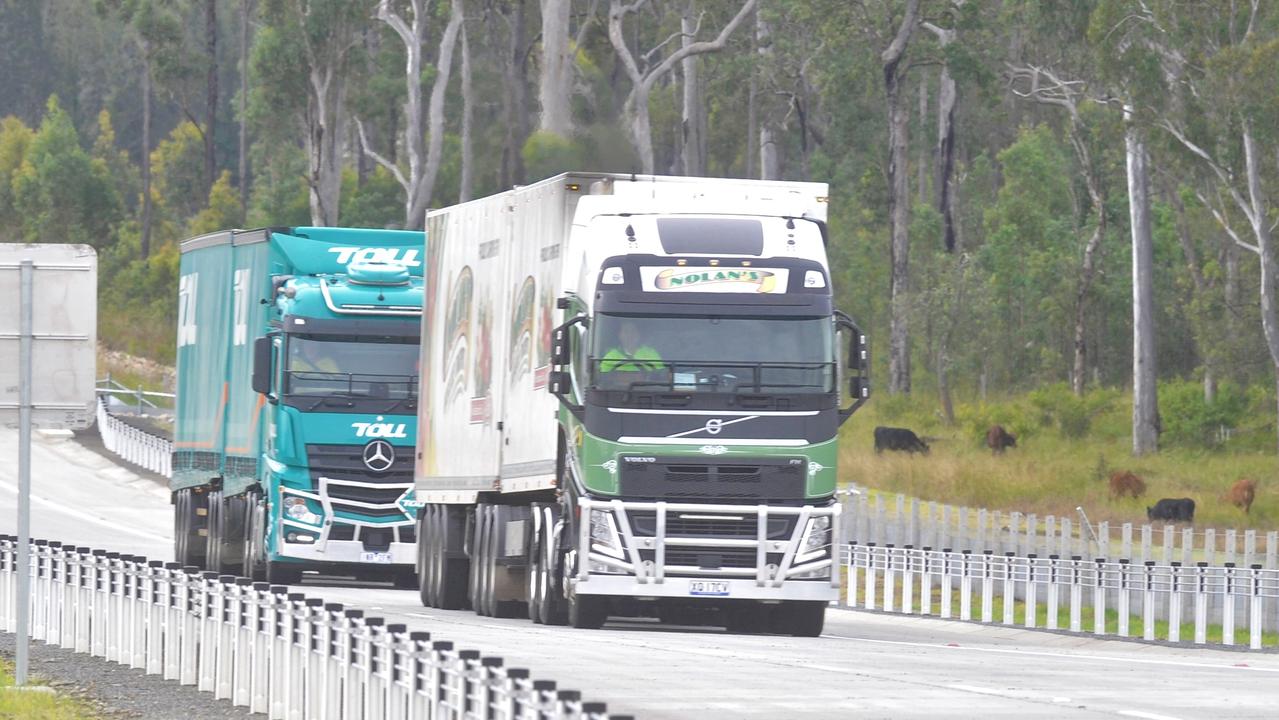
834, 311, 869, 425
252, 336, 274, 397
548, 370, 572, 395
551, 314, 588, 366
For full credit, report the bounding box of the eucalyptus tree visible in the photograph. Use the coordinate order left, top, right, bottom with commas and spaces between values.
606, 0, 757, 174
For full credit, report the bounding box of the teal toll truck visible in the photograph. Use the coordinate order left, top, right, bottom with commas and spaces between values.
172, 227, 425, 585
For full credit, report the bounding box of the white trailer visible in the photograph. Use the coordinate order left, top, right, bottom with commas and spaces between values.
413, 173, 868, 634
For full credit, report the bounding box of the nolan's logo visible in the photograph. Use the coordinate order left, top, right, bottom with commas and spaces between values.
362, 440, 396, 473
352, 416, 408, 439
328, 247, 422, 268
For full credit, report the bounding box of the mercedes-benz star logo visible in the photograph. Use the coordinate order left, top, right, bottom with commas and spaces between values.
362, 440, 395, 473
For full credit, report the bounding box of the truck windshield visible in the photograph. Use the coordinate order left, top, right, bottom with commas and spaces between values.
590, 314, 833, 394
286, 336, 418, 399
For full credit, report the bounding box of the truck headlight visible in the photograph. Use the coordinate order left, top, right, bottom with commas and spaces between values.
284, 497, 322, 526
589, 509, 625, 559
802, 515, 831, 554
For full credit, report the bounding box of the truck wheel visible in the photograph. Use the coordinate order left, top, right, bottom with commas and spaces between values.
568, 591, 608, 630
205, 489, 224, 573
473, 504, 493, 616
417, 506, 436, 607
467, 507, 483, 613
221, 493, 247, 576
537, 510, 567, 626
244, 492, 267, 581
526, 517, 544, 623
438, 505, 469, 610
487, 506, 523, 619
173, 489, 206, 569
771, 601, 826, 638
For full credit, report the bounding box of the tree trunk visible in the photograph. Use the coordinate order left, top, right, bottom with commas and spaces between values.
238, 0, 251, 222
205, 0, 218, 198
679, 5, 706, 177
459, 22, 474, 202
1240, 127, 1279, 453
306, 65, 346, 226
538, 0, 573, 136
141, 44, 152, 258
627, 86, 655, 174
756, 10, 778, 180
404, 0, 463, 227
1069, 133, 1104, 397
934, 63, 956, 253
883, 0, 919, 395
1126, 115, 1158, 455
746, 43, 757, 179
917, 72, 927, 205
493, 0, 529, 186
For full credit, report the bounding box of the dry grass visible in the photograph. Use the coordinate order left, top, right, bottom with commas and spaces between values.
840, 400, 1279, 531
0, 659, 106, 719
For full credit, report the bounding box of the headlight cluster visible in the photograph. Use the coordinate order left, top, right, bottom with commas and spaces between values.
283, 496, 323, 526
801, 515, 831, 555
589, 509, 625, 560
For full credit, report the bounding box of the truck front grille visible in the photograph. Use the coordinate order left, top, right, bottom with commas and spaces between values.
628, 511, 795, 540
618, 457, 807, 501
306, 443, 414, 520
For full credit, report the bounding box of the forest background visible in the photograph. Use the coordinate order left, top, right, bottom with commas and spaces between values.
1, 1, 1278, 520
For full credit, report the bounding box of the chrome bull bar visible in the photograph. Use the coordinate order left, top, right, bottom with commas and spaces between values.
576, 498, 840, 589
279, 476, 415, 552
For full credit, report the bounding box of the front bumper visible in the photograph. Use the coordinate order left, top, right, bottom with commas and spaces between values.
278, 538, 416, 564
574, 497, 840, 602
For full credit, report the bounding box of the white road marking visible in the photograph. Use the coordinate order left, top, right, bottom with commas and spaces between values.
823, 634, 1279, 673
1118, 711, 1183, 720
0, 477, 170, 543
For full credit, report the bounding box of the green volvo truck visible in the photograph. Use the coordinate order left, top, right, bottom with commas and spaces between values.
172, 227, 425, 584
413, 174, 868, 636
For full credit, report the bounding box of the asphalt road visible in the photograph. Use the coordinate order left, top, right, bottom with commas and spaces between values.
3, 427, 1277, 719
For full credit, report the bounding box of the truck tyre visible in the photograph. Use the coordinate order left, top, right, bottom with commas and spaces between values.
535, 508, 567, 626
244, 491, 267, 581
438, 506, 469, 610
771, 601, 826, 637
467, 507, 483, 612
221, 493, 247, 576
568, 591, 608, 630
473, 504, 493, 616
417, 506, 437, 607
174, 488, 207, 569
205, 489, 224, 573
526, 511, 544, 623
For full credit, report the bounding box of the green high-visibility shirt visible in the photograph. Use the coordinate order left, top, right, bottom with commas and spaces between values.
600, 346, 664, 372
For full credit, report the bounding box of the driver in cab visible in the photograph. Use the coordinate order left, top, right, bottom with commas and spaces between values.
291, 340, 340, 374
599, 320, 664, 387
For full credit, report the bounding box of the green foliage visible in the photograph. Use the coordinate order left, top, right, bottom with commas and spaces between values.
247, 140, 310, 228
1159, 380, 1250, 449
10, 96, 120, 246
0, 115, 35, 235
151, 121, 207, 224
1027, 383, 1121, 439
97, 230, 180, 362
340, 167, 403, 228
187, 171, 243, 237
522, 131, 585, 180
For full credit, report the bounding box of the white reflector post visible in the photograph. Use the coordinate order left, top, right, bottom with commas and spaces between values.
15, 259, 32, 686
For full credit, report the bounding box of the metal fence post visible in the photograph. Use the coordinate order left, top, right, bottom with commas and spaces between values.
1193, 562, 1208, 645
1248, 565, 1263, 650
846, 542, 859, 608
980, 551, 994, 623
1002, 553, 1016, 625
179, 567, 200, 686
1068, 556, 1082, 633
920, 547, 933, 616
1142, 562, 1156, 641
882, 545, 896, 612
901, 546, 915, 614
1167, 563, 1182, 643
864, 544, 877, 611
1045, 556, 1060, 630
1222, 565, 1236, 647
1116, 559, 1130, 638
1024, 555, 1038, 629
959, 551, 973, 621
1093, 558, 1106, 635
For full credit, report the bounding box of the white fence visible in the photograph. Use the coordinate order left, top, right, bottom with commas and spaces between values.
96, 396, 172, 478
0, 537, 628, 720
844, 491, 1279, 570
841, 543, 1279, 649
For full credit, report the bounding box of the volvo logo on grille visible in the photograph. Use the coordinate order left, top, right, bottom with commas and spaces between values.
362, 440, 396, 473
704, 418, 724, 435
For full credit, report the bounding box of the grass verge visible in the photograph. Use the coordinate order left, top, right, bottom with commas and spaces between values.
0, 658, 106, 719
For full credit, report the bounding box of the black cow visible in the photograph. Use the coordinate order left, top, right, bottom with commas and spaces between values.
873, 426, 929, 455
1147, 498, 1195, 523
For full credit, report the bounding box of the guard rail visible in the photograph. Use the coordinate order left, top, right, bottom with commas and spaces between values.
96, 396, 172, 477
0, 537, 628, 720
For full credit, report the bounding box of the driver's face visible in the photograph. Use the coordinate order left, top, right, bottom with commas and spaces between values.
620, 323, 640, 351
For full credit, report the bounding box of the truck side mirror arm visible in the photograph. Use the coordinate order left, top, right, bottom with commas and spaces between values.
834, 311, 869, 425
549, 314, 588, 419
251, 333, 280, 403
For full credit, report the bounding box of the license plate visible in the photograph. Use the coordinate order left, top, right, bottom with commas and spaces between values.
360, 552, 393, 564
688, 581, 729, 597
